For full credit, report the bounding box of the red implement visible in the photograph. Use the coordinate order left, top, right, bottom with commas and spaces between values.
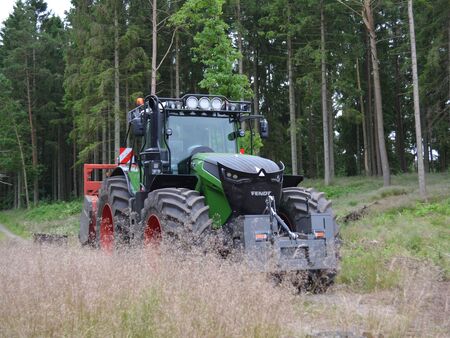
83, 164, 117, 196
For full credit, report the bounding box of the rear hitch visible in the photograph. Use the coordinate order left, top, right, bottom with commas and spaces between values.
265, 195, 299, 240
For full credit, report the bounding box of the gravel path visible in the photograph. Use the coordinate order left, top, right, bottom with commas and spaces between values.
0, 223, 24, 241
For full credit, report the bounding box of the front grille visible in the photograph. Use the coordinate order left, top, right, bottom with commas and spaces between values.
219, 163, 283, 215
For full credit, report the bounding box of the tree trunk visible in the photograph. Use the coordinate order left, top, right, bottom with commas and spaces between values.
374, 113, 382, 176
114, 6, 120, 158
236, 0, 243, 77
53, 153, 57, 200
13, 122, 30, 209
363, 1, 391, 186
175, 32, 180, 98
108, 112, 112, 163
356, 123, 361, 174
102, 115, 107, 165
365, 37, 375, 176
94, 126, 99, 179
328, 91, 335, 179
356, 58, 369, 174
25, 67, 38, 205
72, 117, 78, 198
307, 98, 316, 178
422, 110, 430, 172
253, 46, 259, 115
151, 0, 157, 95
408, 0, 426, 198
57, 124, 65, 200
394, 52, 407, 172
297, 94, 303, 174
287, 32, 298, 175
321, 2, 330, 185
17, 172, 21, 209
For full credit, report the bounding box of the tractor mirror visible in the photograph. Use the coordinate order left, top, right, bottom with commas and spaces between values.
131, 117, 145, 137
259, 119, 269, 139
228, 130, 245, 141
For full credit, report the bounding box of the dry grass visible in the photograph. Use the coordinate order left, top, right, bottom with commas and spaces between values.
0, 242, 297, 338
0, 241, 448, 337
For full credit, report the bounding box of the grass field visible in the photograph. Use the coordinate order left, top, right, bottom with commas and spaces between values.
0, 172, 449, 337
0, 200, 80, 238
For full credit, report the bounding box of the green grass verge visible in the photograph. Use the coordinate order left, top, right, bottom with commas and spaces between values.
338, 197, 450, 291
0, 200, 82, 237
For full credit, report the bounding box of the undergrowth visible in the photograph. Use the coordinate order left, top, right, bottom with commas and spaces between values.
338, 197, 450, 291
0, 200, 81, 237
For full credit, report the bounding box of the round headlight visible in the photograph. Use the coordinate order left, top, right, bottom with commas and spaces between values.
186, 96, 198, 109
199, 97, 210, 110
228, 103, 237, 111
211, 97, 223, 110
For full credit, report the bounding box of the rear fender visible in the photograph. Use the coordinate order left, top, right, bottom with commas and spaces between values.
111, 166, 136, 196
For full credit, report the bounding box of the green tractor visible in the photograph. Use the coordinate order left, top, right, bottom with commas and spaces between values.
80, 94, 339, 287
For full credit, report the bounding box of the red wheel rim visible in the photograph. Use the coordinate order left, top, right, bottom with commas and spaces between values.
100, 204, 114, 253
144, 214, 161, 245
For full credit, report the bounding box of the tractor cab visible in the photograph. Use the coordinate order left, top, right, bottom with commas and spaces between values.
128, 94, 268, 178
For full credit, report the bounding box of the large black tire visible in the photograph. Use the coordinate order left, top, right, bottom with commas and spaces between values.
140, 188, 212, 248
279, 187, 335, 234
96, 176, 132, 252
279, 186, 340, 292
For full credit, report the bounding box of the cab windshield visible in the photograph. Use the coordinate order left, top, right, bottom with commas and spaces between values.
167, 115, 236, 171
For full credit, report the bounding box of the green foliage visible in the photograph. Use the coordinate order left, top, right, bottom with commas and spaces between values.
339, 197, 450, 291
24, 200, 81, 222
170, 0, 252, 99
238, 130, 263, 155
0, 200, 82, 236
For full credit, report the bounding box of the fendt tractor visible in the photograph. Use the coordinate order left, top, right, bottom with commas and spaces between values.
80, 94, 339, 288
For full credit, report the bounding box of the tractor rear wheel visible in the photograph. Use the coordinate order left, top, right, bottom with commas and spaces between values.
141, 188, 212, 248
96, 176, 132, 253
279, 187, 340, 291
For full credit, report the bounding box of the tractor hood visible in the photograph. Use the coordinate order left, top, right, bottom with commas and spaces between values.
192, 153, 284, 216
200, 153, 282, 176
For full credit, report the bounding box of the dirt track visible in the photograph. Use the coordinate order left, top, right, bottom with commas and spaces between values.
0, 223, 24, 241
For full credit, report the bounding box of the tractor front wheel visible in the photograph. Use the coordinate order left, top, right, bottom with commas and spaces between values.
141, 188, 212, 248
96, 176, 132, 253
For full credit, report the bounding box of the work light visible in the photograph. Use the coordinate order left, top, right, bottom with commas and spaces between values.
211, 97, 223, 110
186, 96, 198, 109
199, 97, 210, 110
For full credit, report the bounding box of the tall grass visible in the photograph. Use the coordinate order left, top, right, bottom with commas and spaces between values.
0, 243, 296, 337
1, 241, 448, 337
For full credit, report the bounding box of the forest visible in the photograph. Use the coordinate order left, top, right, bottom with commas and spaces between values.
0, 0, 448, 209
